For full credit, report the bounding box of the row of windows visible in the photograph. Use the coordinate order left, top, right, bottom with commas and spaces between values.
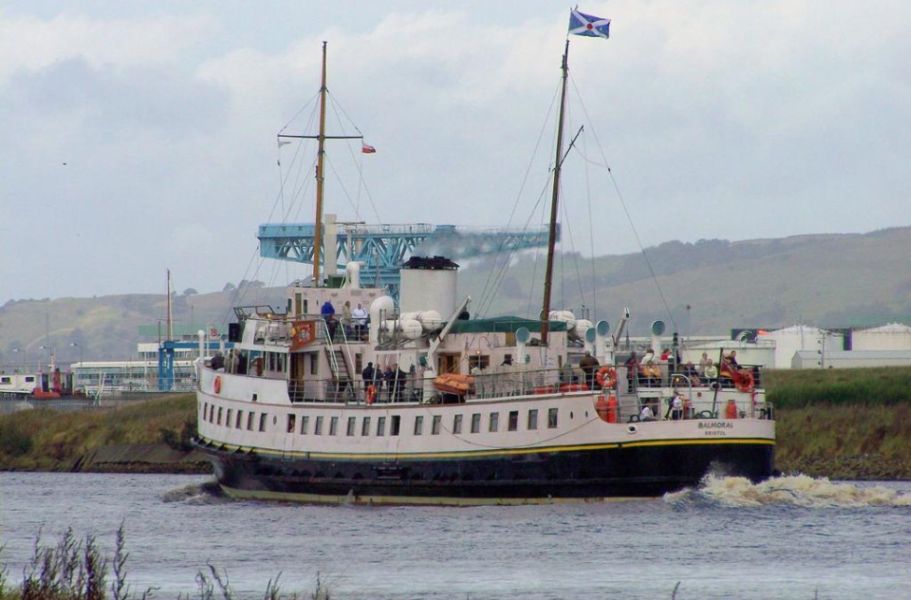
201, 404, 560, 438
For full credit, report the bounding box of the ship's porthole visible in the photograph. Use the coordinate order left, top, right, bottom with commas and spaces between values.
627, 425, 638, 434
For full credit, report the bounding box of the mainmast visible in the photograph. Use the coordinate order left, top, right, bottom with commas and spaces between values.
540, 40, 570, 345
312, 41, 329, 286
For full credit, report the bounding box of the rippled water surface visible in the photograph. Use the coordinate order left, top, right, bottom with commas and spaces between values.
1, 473, 909, 599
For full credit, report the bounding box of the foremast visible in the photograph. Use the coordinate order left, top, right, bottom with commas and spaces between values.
278, 41, 363, 287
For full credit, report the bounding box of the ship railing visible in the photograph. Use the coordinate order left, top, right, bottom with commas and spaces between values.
620, 363, 763, 391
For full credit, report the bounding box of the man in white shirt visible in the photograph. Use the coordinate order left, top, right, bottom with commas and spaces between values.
352, 303, 369, 339
640, 404, 654, 421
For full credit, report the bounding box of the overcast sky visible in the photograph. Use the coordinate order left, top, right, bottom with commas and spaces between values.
1, 1, 908, 304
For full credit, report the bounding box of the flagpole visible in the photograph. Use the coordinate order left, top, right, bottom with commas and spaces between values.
541, 39, 570, 346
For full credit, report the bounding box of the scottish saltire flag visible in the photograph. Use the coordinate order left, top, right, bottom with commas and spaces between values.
568, 9, 610, 39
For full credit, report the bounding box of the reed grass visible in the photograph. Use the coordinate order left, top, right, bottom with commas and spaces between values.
765, 366, 911, 408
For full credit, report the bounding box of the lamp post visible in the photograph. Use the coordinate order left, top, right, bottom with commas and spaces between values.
70, 342, 84, 366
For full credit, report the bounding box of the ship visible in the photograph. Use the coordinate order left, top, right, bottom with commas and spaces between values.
194, 24, 775, 505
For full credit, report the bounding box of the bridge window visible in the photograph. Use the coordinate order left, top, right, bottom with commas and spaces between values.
453, 414, 463, 434
468, 355, 490, 371
528, 409, 538, 430
301, 415, 309, 434
548, 408, 558, 429
508, 410, 518, 431
471, 413, 481, 434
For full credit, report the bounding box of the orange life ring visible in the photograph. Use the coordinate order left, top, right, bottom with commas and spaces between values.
595, 366, 617, 389
366, 384, 377, 405
733, 370, 755, 393
214, 375, 222, 394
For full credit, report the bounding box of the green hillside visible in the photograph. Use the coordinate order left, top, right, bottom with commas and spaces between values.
2, 227, 910, 368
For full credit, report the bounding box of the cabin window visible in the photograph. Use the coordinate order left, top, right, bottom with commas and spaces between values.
303, 299, 309, 315
414, 416, 424, 435
236, 410, 243, 429
329, 416, 338, 436
361, 417, 371, 436
548, 408, 558, 429
301, 415, 309, 434
217, 407, 223, 426
287, 414, 296, 433
508, 410, 518, 432
314, 416, 324, 435
377, 416, 386, 436
527, 409, 538, 430
25, 376, 35, 382
453, 414, 463, 434
488, 412, 499, 432
309, 354, 318, 376
355, 353, 363, 376
295, 292, 302, 315
247, 412, 254, 431
471, 413, 481, 434
202, 402, 208, 419
347, 417, 356, 436
259, 413, 267, 432
0, 377, 10, 384
226, 409, 233, 427
468, 355, 490, 371
432, 415, 442, 435
391, 415, 401, 436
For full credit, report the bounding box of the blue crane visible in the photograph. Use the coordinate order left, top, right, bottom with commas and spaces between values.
258, 222, 558, 297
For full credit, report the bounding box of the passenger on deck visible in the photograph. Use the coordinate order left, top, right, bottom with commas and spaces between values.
670, 390, 684, 420
640, 404, 655, 421
362, 362, 375, 391
640, 348, 656, 366
237, 352, 248, 375
624, 352, 639, 391
341, 301, 353, 336
660, 348, 672, 362
382, 366, 394, 402
698, 352, 712, 374
320, 300, 335, 319
393, 363, 407, 402
702, 359, 718, 380
352, 303, 368, 339
579, 351, 600, 389
640, 349, 659, 386
210, 352, 225, 371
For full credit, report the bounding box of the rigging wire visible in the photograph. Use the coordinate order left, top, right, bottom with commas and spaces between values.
474, 83, 561, 317
327, 91, 384, 224
580, 122, 598, 320
569, 75, 678, 331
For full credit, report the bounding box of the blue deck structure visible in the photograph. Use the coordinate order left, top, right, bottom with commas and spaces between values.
257, 222, 557, 297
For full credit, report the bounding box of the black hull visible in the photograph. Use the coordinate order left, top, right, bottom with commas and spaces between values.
195, 439, 774, 504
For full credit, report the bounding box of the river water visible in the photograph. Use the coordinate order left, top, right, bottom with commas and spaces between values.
1, 473, 909, 599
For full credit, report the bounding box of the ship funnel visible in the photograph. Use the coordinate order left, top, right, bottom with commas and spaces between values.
399, 256, 458, 318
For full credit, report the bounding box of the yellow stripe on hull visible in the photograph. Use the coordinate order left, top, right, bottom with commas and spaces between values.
199, 435, 774, 462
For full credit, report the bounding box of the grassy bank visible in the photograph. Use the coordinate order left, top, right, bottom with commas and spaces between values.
1, 368, 910, 479
0, 394, 206, 472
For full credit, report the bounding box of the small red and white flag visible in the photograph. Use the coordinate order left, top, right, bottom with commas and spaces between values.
361, 142, 376, 154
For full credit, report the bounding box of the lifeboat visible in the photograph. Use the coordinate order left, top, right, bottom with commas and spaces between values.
433, 373, 475, 396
